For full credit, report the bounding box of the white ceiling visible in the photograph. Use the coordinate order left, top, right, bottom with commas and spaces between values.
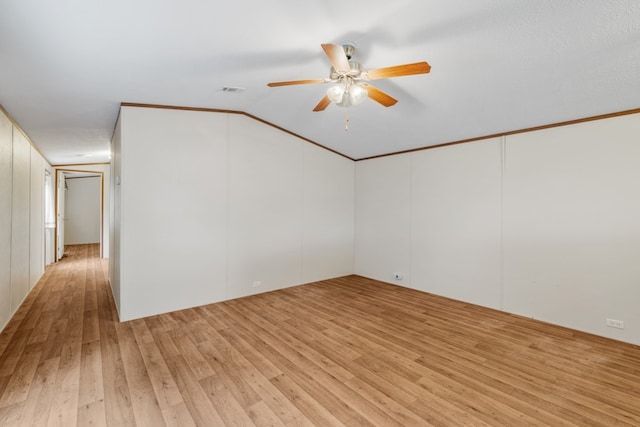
1, 0, 639, 164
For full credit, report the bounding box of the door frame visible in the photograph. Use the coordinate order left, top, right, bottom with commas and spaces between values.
54, 169, 105, 261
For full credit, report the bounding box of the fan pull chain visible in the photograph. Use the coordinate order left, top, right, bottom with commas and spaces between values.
345, 114, 350, 131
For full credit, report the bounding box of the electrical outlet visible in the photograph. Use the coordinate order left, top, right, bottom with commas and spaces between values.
393, 272, 403, 281
606, 318, 624, 329
252, 281, 262, 288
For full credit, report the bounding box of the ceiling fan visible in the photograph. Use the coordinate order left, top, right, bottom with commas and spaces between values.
267, 42, 431, 111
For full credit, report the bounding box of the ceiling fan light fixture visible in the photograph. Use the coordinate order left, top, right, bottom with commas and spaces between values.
267, 43, 429, 111
326, 78, 368, 108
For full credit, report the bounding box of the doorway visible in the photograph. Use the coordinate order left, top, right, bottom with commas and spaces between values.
55, 169, 104, 261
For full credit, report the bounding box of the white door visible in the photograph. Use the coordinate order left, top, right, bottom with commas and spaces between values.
44, 170, 56, 265
56, 171, 66, 260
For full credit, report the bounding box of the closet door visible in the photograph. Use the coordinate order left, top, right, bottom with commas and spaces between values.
0, 111, 12, 328
10, 129, 30, 311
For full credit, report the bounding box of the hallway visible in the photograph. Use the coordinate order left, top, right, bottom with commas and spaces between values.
0, 244, 113, 425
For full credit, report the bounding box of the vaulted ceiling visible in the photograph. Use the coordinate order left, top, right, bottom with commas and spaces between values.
1, 0, 639, 165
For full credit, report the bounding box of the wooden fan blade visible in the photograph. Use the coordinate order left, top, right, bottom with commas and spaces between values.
313, 96, 331, 112
363, 84, 398, 107
366, 61, 431, 80
321, 44, 351, 73
267, 78, 326, 87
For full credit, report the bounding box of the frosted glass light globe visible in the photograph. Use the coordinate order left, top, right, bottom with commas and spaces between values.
327, 84, 345, 103
349, 84, 368, 105
327, 80, 368, 108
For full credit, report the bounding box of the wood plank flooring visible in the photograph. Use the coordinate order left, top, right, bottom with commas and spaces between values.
1, 243, 639, 426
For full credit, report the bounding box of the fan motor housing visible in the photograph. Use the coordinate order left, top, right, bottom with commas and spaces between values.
330, 61, 364, 80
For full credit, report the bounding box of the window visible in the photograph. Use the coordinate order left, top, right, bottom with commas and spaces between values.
44, 170, 55, 228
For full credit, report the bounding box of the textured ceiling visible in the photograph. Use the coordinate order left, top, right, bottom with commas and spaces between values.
1, 0, 639, 164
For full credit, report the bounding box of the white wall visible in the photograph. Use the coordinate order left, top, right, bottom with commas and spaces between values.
64, 176, 101, 244
502, 115, 640, 344
355, 155, 412, 285
29, 149, 45, 288
111, 106, 354, 321
227, 115, 303, 298
109, 119, 122, 316
356, 113, 640, 346
356, 139, 503, 308
411, 139, 503, 309
117, 108, 229, 320
0, 107, 50, 332
110, 103, 639, 345
301, 143, 354, 283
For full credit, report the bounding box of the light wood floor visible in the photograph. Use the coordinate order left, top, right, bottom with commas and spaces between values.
1, 244, 639, 426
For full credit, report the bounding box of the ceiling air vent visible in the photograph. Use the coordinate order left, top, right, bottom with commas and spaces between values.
220, 86, 246, 93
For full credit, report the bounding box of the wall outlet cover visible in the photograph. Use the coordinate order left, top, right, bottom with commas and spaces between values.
606, 318, 624, 329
